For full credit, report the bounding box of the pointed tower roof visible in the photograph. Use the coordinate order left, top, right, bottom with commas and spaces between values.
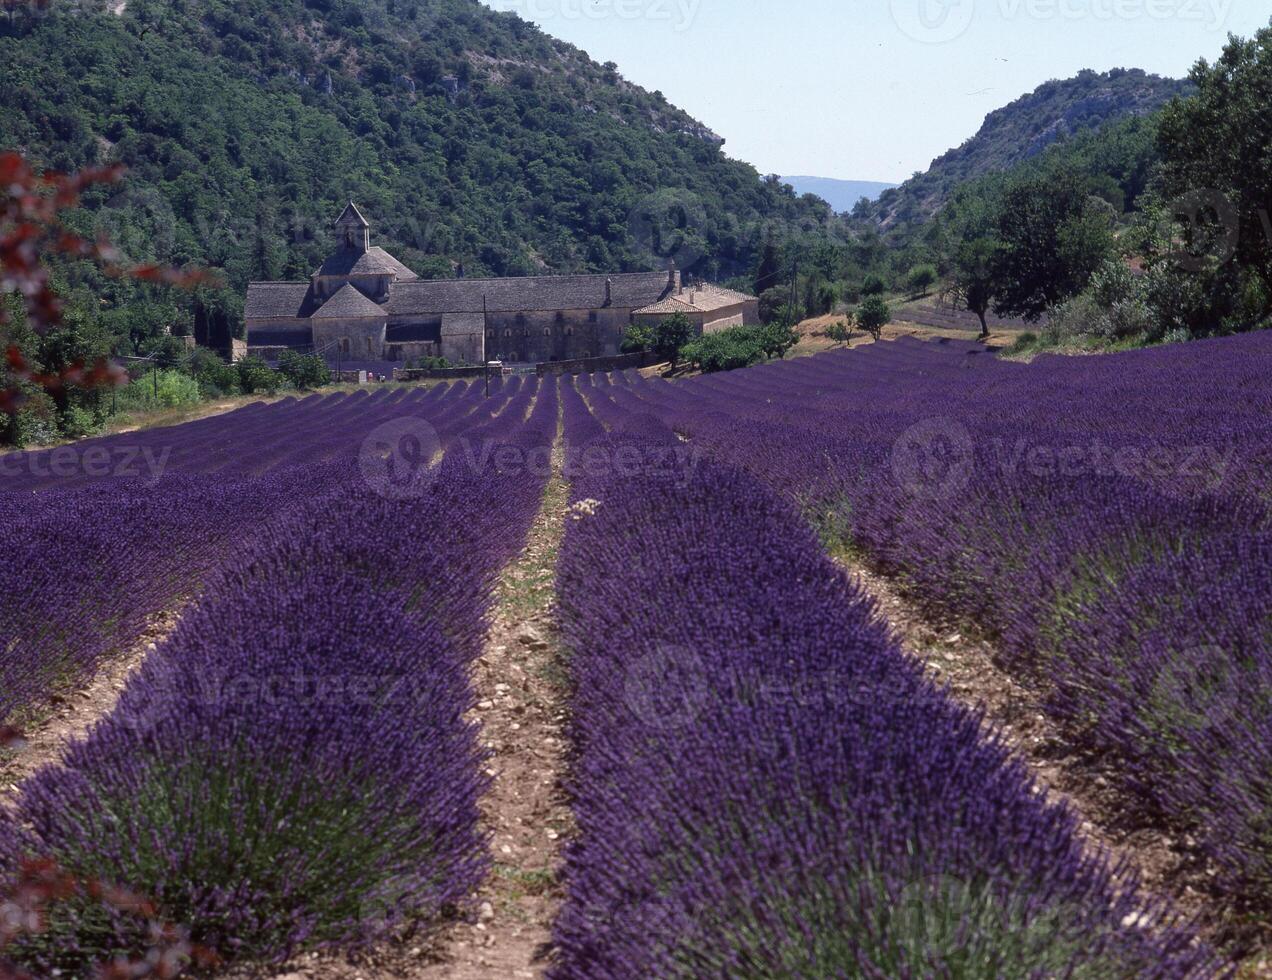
334, 201, 370, 228
313, 283, 387, 319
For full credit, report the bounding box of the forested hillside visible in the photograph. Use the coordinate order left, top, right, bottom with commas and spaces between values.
858, 69, 1191, 230
0, 0, 833, 330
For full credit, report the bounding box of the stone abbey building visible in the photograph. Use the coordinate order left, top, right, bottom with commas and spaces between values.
244, 204, 759, 366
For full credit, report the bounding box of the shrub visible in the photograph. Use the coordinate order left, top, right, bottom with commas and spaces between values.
857, 296, 891, 340
236, 357, 281, 396
116, 370, 202, 411
681, 330, 763, 374
2, 387, 59, 448
277, 351, 331, 390
58, 405, 102, 440
1043, 293, 1105, 342
905, 264, 938, 297
826, 321, 852, 344
190, 349, 240, 399
621, 322, 654, 355
757, 322, 799, 360
860, 274, 887, 296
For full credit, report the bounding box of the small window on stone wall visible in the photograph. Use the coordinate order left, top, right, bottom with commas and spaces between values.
566, 327, 574, 336
504, 329, 512, 338
543, 328, 551, 337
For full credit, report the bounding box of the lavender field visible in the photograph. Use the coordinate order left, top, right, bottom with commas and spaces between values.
2, 334, 1269, 977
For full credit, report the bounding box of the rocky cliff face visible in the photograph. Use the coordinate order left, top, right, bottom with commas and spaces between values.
859, 69, 1192, 230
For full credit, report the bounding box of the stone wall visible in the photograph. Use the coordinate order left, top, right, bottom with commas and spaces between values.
311, 315, 387, 359
484, 308, 631, 363
535, 350, 661, 377
397, 365, 511, 381
441, 312, 485, 366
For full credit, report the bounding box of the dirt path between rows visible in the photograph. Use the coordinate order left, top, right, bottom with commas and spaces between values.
839, 556, 1270, 973
0, 610, 180, 802
417, 441, 573, 979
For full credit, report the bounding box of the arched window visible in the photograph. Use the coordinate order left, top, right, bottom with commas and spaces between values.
504, 329, 512, 338
487, 330, 495, 339
565, 327, 574, 337
543, 328, 551, 337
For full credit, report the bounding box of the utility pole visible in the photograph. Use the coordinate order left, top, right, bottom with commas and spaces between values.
787, 258, 800, 327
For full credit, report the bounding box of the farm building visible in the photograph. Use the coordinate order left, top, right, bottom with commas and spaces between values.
244, 204, 760, 366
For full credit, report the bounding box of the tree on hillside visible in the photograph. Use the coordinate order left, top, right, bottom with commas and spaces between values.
754, 239, 782, 295
1155, 24, 1272, 323
939, 190, 1001, 339
990, 169, 1114, 322
857, 296, 890, 341
905, 263, 938, 297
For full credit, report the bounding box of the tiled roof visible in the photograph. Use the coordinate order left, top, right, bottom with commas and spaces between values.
630, 296, 699, 315
334, 202, 369, 227
633, 284, 756, 316
312, 284, 387, 319
244, 282, 320, 319
316, 246, 419, 280
387, 271, 673, 315
246, 270, 684, 322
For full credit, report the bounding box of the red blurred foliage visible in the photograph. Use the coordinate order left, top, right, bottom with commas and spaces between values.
0, 151, 220, 415
0, 859, 218, 979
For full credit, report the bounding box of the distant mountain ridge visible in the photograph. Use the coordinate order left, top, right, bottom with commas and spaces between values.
780, 177, 898, 214
859, 68, 1193, 230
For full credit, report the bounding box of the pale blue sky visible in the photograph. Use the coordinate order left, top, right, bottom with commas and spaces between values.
479, 0, 1270, 183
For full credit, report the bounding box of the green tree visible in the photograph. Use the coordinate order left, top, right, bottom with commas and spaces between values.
754, 238, 783, 295
857, 296, 890, 340
623, 313, 695, 367
236, 356, 281, 396
1155, 24, 1272, 324
991, 169, 1114, 321
754, 322, 796, 360
826, 320, 852, 344
277, 351, 332, 390
860, 274, 886, 296
905, 263, 938, 297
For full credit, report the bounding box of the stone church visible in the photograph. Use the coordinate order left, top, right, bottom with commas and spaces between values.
244, 204, 759, 365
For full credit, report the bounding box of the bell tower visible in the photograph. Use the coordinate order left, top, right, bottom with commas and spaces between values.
334, 201, 370, 253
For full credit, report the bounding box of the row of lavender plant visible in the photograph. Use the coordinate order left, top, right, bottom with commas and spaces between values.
0, 379, 512, 729
550, 381, 1222, 977
0, 379, 559, 972
617, 333, 1272, 911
